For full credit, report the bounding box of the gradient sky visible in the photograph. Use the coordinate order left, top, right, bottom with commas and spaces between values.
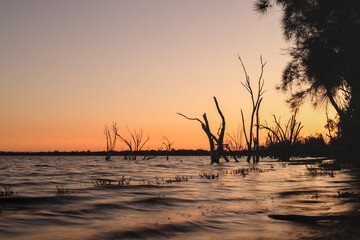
0, 0, 334, 151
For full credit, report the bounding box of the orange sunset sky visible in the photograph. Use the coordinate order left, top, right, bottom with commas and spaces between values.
0, 0, 335, 152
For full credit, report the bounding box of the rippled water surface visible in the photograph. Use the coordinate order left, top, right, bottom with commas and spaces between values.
1, 156, 360, 239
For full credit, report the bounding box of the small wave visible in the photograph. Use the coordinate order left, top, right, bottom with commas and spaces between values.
34, 164, 51, 167
131, 196, 195, 207
58, 202, 127, 217
90, 221, 203, 240
278, 190, 321, 197
154, 164, 172, 168
0, 196, 88, 210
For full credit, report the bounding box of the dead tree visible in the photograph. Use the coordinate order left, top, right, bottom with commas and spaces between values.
226, 125, 243, 151
162, 137, 174, 160
104, 123, 117, 161
225, 126, 243, 162
129, 128, 150, 160
177, 96, 230, 164
260, 112, 303, 161
239, 55, 266, 163
113, 123, 133, 159
112, 124, 150, 160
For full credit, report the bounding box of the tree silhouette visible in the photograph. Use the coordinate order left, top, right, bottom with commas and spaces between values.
177, 97, 230, 164
162, 137, 174, 160
239, 55, 266, 163
254, 0, 360, 160
112, 124, 150, 160
260, 112, 303, 161
104, 123, 117, 161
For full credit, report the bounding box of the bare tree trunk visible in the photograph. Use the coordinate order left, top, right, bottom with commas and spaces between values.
239, 55, 266, 163
162, 137, 174, 161
178, 96, 229, 164
254, 98, 263, 162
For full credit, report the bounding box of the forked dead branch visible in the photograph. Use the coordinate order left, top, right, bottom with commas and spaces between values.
177, 96, 230, 164
162, 136, 174, 160
239, 55, 266, 163
104, 123, 117, 161
112, 123, 150, 160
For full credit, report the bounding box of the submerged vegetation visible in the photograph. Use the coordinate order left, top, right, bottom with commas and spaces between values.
305, 162, 342, 178
56, 186, 71, 195
0, 185, 14, 197
89, 166, 277, 189
199, 172, 220, 180
225, 166, 275, 177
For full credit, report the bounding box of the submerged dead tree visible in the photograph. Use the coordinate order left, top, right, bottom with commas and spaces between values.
112, 124, 150, 160
226, 125, 243, 152
162, 137, 174, 160
104, 123, 117, 161
261, 112, 303, 161
239, 55, 266, 163
225, 125, 243, 162
177, 97, 230, 164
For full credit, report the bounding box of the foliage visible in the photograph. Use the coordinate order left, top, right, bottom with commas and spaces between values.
255, 0, 360, 160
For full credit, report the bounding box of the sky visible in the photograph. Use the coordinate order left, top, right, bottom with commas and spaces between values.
0, 0, 333, 152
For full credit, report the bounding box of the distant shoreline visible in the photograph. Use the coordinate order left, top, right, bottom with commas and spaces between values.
0, 149, 228, 157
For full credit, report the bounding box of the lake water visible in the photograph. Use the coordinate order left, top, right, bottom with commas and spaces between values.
1, 156, 360, 239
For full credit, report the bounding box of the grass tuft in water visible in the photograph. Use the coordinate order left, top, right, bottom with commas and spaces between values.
141, 175, 190, 185
199, 172, 219, 180
305, 164, 336, 177
92, 179, 116, 186
0, 185, 14, 197
118, 176, 131, 186
225, 166, 275, 177
165, 175, 189, 183
337, 191, 356, 198
56, 185, 71, 195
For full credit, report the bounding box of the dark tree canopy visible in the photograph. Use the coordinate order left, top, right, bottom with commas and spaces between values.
255, 0, 360, 160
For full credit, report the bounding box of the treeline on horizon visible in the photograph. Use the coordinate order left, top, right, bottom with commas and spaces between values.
0, 133, 330, 159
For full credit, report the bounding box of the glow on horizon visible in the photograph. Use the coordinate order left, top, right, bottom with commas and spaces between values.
0, 0, 334, 152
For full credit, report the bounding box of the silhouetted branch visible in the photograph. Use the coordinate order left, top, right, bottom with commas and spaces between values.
239, 55, 266, 162
104, 122, 117, 161
260, 112, 303, 161
177, 97, 230, 163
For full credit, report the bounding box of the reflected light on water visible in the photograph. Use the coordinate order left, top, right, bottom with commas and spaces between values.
0, 156, 360, 239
